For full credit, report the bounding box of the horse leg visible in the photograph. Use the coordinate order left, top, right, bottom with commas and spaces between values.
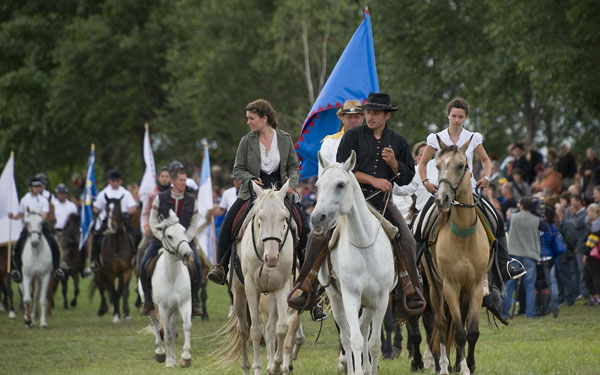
71, 274, 79, 308
39, 274, 50, 329
22, 276, 33, 328
179, 299, 193, 368
245, 283, 264, 375
108, 278, 120, 323
341, 292, 364, 375
283, 308, 300, 373
96, 275, 108, 316
465, 286, 483, 375
122, 271, 132, 320
32, 278, 40, 324
292, 319, 305, 361
61, 275, 69, 310
381, 305, 393, 360
369, 301, 388, 375
265, 295, 278, 374
328, 292, 351, 374
150, 310, 166, 362
272, 287, 290, 375
200, 282, 209, 320
159, 306, 176, 368
393, 319, 403, 359
407, 314, 424, 371
7, 280, 16, 319
358, 309, 373, 374
443, 284, 466, 375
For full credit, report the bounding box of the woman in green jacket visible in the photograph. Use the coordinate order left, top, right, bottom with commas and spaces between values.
208, 99, 307, 284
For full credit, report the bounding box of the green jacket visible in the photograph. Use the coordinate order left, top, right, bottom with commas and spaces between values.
233, 128, 299, 200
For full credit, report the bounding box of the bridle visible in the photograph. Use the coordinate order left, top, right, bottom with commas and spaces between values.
251, 216, 291, 263
160, 224, 189, 261
438, 161, 481, 208
26, 211, 43, 239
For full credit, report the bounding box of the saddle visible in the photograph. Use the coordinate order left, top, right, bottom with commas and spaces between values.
143, 250, 197, 280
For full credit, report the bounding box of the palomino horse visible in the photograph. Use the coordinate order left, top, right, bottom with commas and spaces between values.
217, 180, 294, 375
57, 213, 81, 309
94, 197, 135, 322
21, 209, 53, 328
423, 136, 490, 375
0, 245, 16, 319
311, 151, 395, 375
138, 210, 194, 368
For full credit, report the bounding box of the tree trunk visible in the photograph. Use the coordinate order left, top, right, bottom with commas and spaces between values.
302, 16, 314, 104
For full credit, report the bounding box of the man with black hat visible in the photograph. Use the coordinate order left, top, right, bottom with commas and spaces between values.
138, 162, 204, 316
90, 168, 140, 270
8, 177, 65, 282
288, 93, 425, 317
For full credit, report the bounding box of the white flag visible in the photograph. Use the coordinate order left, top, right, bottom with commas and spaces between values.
196, 143, 215, 262
0, 153, 23, 245
139, 124, 156, 230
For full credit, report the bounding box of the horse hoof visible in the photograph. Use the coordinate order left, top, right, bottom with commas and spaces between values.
155, 353, 166, 363
180, 358, 191, 368
71, 300, 77, 308
41, 324, 48, 329
112, 316, 121, 324
8, 311, 16, 319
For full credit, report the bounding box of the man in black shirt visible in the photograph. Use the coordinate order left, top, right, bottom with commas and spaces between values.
288, 93, 425, 317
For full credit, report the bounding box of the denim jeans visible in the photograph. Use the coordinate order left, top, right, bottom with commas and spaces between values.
549, 264, 559, 311
504, 256, 537, 318
559, 252, 579, 304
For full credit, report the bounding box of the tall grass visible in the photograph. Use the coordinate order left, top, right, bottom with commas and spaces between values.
0, 279, 598, 374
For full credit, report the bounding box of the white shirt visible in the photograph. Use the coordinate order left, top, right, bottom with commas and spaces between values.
94, 185, 138, 229
318, 132, 343, 176
393, 169, 433, 212
54, 199, 78, 230
219, 186, 238, 212
260, 134, 280, 174
426, 128, 483, 190
19, 192, 50, 219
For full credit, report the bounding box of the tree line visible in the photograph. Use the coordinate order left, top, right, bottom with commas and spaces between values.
2, 0, 598, 189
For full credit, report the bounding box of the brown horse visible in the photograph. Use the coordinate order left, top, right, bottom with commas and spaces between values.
0, 244, 16, 319
57, 213, 82, 310
94, 197, 135, 322
423, 136, 490, 375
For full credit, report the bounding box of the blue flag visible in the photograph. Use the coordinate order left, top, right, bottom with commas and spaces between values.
79, 147, 97, 251
295, 8, 379, 179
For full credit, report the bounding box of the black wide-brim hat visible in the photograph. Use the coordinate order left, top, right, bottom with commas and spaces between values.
358, 92, 398, 111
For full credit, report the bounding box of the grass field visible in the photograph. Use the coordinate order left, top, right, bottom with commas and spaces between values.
0, 278, 599, 375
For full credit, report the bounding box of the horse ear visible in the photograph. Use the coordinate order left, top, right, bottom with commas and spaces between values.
343, 150, 356, 172
251, 180, 264, 198
436, 134, 448, 150
279, 179, 290, 200
317, 151, 330, 171
459, 135, 473, 154
169, 209, 179, 222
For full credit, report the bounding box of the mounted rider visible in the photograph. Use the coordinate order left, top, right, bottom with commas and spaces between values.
90, 168, 141, 270
288, 93, 426, 317
8, 177, 65, 283
138, 162, 204, 317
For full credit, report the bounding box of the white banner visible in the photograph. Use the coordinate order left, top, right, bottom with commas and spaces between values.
0, 154, 23, 245
139, 124, 156, 231
196, 144, 215, 262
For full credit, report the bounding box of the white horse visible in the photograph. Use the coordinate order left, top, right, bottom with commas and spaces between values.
220, 180, 294, 375
312, 151, 396, 375
138, 210, 194, 368
21, 209, 53, 329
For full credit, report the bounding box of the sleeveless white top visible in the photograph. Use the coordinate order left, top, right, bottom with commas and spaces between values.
426, 128, 483, 190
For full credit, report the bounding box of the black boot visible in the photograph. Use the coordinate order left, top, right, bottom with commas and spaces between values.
483, 289, 508, 325
139, 273, 153, 316
309, 286, 327, 322
191, 278, 203, 317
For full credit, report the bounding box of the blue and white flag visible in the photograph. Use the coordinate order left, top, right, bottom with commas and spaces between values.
79, 145, 97, 251
295, 8, 379, 179
196, 142, 215, 262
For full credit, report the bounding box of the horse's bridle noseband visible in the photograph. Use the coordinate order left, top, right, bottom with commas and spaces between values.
160, 225, 189, 261
438, 162, 481, 208
251, 217, 291, 262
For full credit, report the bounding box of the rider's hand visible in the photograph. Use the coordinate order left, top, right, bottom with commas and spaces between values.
371, 178, 392, 193
287, 187, 296, 195
144, 226, 151, 237
423, 181, 438, 194
252, 178, 264, 187
8, 212, 13, 219
476, 178, 490, 189
382, 147, 398, 170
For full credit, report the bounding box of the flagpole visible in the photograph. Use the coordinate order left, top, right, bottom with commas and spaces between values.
6, 151, 13, 274
87, 144, 95, 266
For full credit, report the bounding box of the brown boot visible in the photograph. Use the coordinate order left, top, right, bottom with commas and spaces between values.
191, 303, 203, 317
288, 277, 316, 310
207, 265, 226, 285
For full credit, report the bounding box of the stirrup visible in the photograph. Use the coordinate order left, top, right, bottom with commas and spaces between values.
507, 258, 526, 280
310, 304, 327, 322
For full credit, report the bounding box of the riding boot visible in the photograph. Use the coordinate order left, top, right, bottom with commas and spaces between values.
139, 273, 153, 316
10, 230, 28, 283
392, 235, 426, 315
497, 236, 526, 281
482, 288, 508, 325
207, 252, 229, 285
309, 285, 328, 322
90, 232, 102, 271
43, 225, 65, 280
191, 277, 203, 317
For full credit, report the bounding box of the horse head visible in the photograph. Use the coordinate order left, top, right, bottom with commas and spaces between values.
311, 151, 356, 235
25, 208, 44, 247
106, 196, 124, 232
155, 210, 193, 261
250, 179, 290, 268
435, 134, 472, 212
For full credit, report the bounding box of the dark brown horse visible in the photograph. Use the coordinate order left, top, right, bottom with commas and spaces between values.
57, 213, 82, 310
94, 197, 135, 322
0, 244, 16, 319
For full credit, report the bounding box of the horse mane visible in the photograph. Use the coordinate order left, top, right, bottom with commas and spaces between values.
247, 189, 284, 220
155, 214, 179, 231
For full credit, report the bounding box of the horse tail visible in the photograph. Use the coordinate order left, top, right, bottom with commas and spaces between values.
445, 309, 456, 353
431, 303, 456, 356
208, 310, 243, 369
